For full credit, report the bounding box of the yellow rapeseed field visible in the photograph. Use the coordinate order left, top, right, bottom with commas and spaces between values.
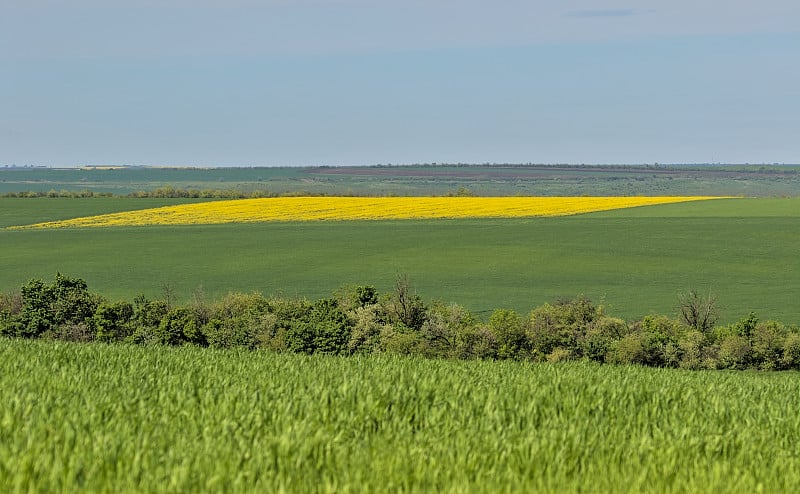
11, 196, 724, 229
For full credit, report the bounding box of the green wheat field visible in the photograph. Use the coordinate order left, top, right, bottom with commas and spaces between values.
2, 339, 798, 493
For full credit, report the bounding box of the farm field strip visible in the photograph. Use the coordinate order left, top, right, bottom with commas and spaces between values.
9, 196, 725, 228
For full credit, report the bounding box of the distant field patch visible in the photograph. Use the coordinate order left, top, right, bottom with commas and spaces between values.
10, 196, 725, 228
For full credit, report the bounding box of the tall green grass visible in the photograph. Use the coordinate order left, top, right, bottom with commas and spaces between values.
0, 339, 797, 492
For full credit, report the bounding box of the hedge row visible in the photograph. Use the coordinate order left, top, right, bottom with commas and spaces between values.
2, 274, 799, 371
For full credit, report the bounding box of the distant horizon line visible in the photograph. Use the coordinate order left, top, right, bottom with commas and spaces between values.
2, 162, 798, 170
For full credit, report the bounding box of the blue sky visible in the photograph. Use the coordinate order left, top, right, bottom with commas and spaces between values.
2, 1, 798, 166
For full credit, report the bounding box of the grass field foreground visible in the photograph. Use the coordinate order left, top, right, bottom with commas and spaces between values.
9, 196, 723, 228
1, 339, 798, 493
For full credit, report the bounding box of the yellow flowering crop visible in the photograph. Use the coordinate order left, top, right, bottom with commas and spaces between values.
13, 196, 723, 229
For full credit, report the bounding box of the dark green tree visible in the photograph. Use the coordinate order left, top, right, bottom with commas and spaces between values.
17, 273, 97, 338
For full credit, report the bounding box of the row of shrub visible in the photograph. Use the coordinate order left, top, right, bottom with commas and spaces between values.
3, 190, 114, 198
2, 274, 799, 371
3, 187, 472, 199
1, 188, 273, 199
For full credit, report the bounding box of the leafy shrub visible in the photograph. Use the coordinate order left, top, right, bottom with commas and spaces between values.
608, 333, 647, 365
132, 295, 169, 330
284, 299, 351, 355
93, 301, 134, 342
719, 335, 752, 370
455, 325, 498, 360
347, 305, 386, 354
309, 299, 352, 354
203, 293, 274, 349
627, 315, 688, 367
156, 307, 202, 346
336, 284, 379, 312
751, 321, 786, 370
732, 312, 759, 338
527, 297, 599, 360
419, 303, 476, 358
3, 273, 800, 372
488, 309, 526, 359
677, 330, 706, 370
781, 332, 800, 369
379, 326, 425, 356
547, 347, 573, 363
579, 316, 628, 363
266, 297, 312, 352
15, 274, 98, 338
0, 312, 22, 337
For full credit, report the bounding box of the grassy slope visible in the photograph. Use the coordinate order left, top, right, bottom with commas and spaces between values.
2, 198, 799, 323
0, 197, 206, 228
1, 340, 798, 493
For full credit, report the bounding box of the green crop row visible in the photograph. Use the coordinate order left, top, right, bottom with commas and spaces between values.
1, 338, 798, 492
3, 273, 799, 371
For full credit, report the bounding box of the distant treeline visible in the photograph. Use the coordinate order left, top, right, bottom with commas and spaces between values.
1, 186, 472, 199
2, 274, 799, 371
1, 187, 274, 199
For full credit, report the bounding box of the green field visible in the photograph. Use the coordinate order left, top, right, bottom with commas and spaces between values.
0, 197, 205, 229
3, 164, 800, 196
2, 197, 799, 324
1, 339, 797, 492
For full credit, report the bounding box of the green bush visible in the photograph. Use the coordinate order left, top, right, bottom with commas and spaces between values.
488, 309, 527, 359
309, 298, 351, 354
627, 315, 688, 367
16, 274, 98, 338
579, 316, 628, 363
379, 326, 425, 356
156, 307, 202, 346
719, 335, 752, 370
419, 303, 476, 358
781, 331, 800, 369
92, 301, 134, 342
608, 333, 647, 365
3, 274, 800, 372
546, 347, 574, 363
284, 299, 351, 355
455, 325, 498, 360
733, 312, 759, 338
202, 293, 274, 349
526, 297, 599, 360
751, 321, 786, 370
677, 330, 706, 370
336, 284, 379, 312
347, 305, 386, 354
132, 295, 169, 330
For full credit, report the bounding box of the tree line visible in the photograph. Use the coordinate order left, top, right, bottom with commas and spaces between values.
1, 187, 274, 199
2, 188, 471, 199
1, 273, 799, 371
